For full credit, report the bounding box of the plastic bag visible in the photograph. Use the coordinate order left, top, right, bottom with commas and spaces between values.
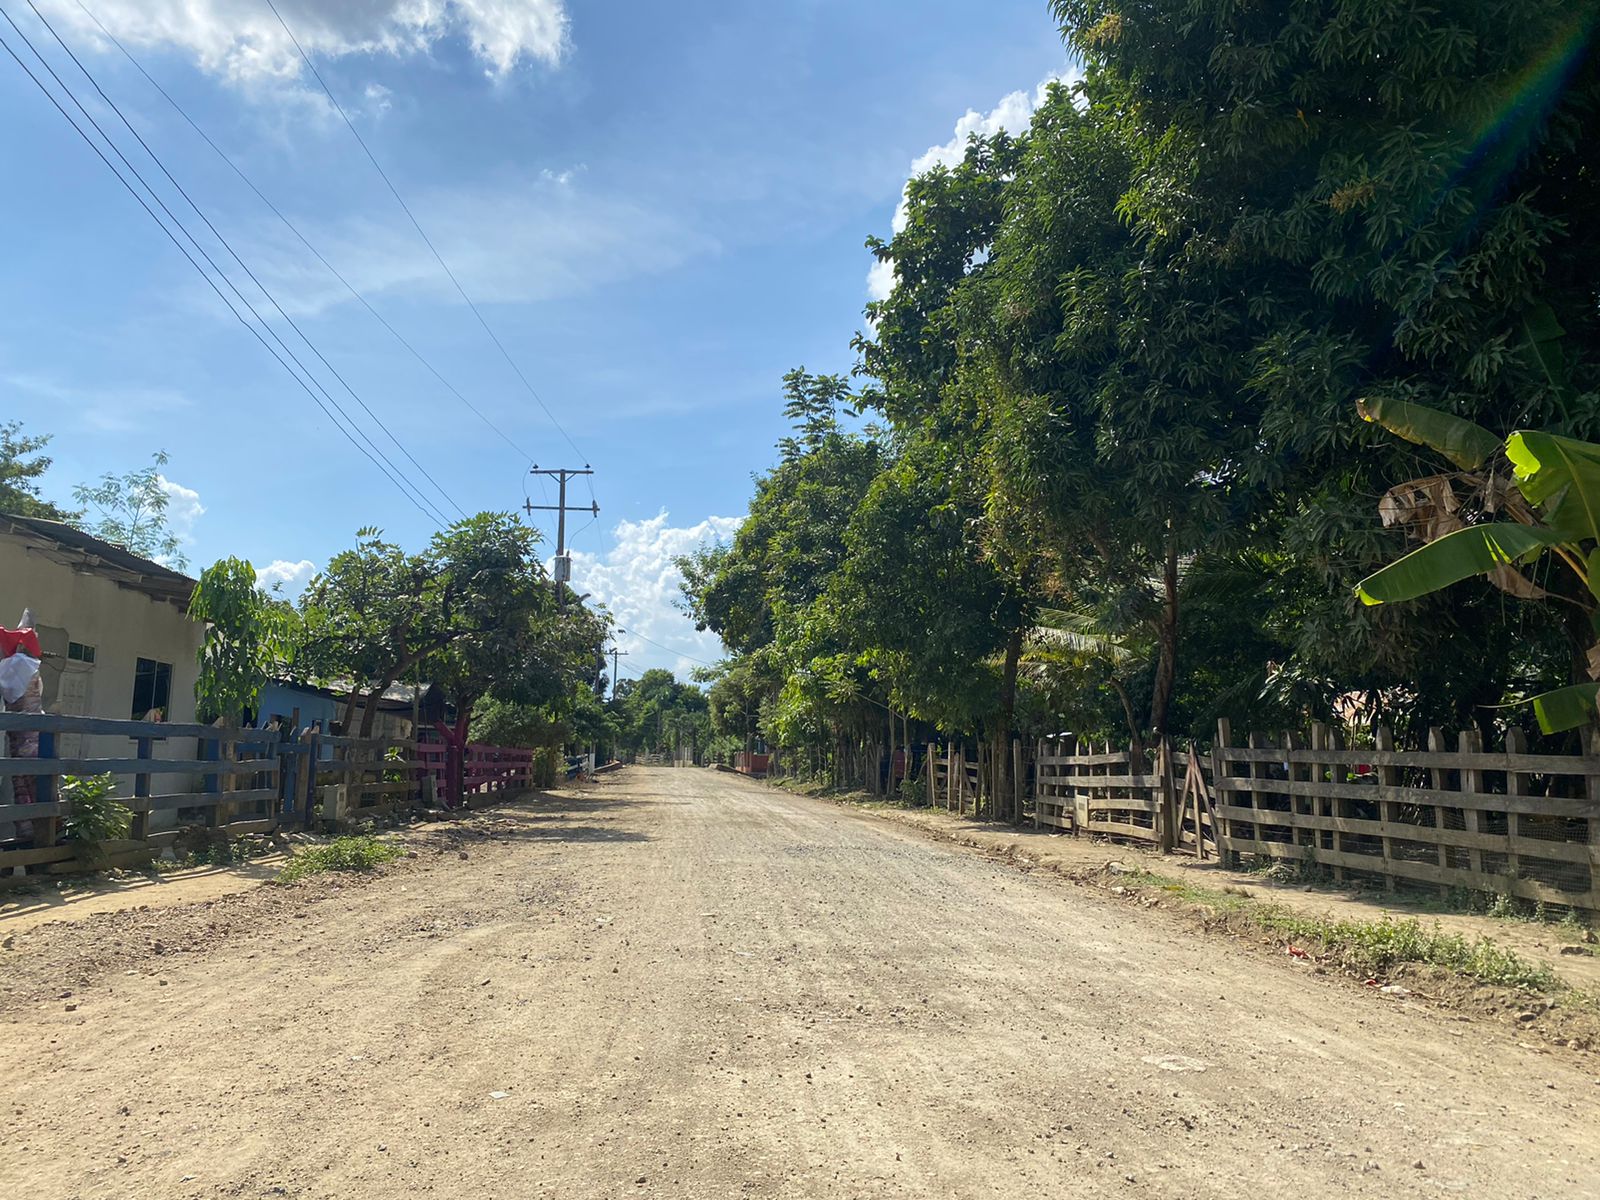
0, 652, 40, 703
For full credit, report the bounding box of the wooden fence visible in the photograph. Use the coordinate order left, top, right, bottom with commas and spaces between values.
925, 722, 1599, 913
0, 713, 549, 882
0, 713, 281, 876
1212, 720, 1600, 912
415, 740, 538, 801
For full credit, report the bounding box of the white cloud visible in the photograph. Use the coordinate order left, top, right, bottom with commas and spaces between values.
35, 0, 568, 83
363, 83, 393, 115
240, 175, 719, 317
158, 475, 204, 532
865, 256, 897, 306
568, 511, 742, 683
256, 557, 317, 598
156, 474, 204, 565
867, 73, 1079, 302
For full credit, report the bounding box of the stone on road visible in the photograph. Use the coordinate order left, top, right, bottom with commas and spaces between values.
2, 767, 1596, 1198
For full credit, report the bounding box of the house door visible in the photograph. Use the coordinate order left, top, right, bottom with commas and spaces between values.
54, 665, 93, 759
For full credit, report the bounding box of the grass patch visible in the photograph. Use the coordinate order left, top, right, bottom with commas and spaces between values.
1258, 910, 1560, 991
275, 836, 401, 885
1117, 867, 1560, 992
1119, 867, 1254, 912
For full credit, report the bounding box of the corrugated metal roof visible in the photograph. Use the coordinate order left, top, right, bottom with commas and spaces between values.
1, 513, 196, 607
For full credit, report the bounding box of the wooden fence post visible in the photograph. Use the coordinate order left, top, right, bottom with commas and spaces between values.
1157, 737, 1177, 852
1504, 727, 1528, 889
1012, 737, 1023, 827
1586, 728, 1600, 913
1247, 729, 1270, 868
1427, 726, 1451, 899
1458, 729, 1485, 880
132, 734, 152, 845
32, 730, 58, 852
1070, 736, 1086, 835
1032, 738, 1042, 831
927, 743, 936, 808
1212, 720, 1232, 867
201, 733, 221, 831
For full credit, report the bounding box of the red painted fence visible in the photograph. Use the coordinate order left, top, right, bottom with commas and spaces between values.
416, 737, 538, 808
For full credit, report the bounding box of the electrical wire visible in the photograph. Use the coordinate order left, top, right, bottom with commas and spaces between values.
263, 0, 589, 466
623, 629, 718, 668
73, 0, 541, 484
0, 16, 446, 528
23, 0, 463, 525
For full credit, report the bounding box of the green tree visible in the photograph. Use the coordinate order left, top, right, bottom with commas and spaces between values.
298, 528, 433, 735
189, 557, 301, 725
0, 422, 76, 521
72, 449, 188, 568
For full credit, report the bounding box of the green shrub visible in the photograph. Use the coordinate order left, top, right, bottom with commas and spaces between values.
275, 836, 401, 884
61, 773, 132, 862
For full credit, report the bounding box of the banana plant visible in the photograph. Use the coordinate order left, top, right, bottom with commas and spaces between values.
1355, 396, 1600, 732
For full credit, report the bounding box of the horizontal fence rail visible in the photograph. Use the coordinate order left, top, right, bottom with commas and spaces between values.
921, 722, 1599, 914
0, 713, 281, 876
0, 712, 555, 881
1212, 720, 1600, 912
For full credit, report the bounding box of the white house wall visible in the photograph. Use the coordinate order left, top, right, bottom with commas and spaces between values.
0, 534, 204, 779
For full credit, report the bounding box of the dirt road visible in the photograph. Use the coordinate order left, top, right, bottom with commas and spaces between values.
3, 767, 1597, 1199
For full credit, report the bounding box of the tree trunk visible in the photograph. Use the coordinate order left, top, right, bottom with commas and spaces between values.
887, 709, 896, 801
999, 627, 1022, 821
432, 701, 474, 809
1147, 533, 1180, 738
1110, 677, 1145, 764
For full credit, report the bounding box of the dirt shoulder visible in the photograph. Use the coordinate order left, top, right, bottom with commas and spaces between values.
833, 797, 1600, 984
4, 768, 1599, 1200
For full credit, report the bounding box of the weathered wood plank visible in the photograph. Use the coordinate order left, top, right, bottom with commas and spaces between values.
0, 758, 279, 778
1213, 835, 1597, 909
0, 712, 280, 742
1083, 818, 1160, 842
1215, 744, 1590, 775
1212, 805, 1591, 864
1212, 775, 1598, 818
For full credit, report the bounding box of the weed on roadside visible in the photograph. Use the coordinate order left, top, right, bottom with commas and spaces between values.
1115, 866, 1560, 992
275, 836, 401, 885
1257, 910, 1560, 991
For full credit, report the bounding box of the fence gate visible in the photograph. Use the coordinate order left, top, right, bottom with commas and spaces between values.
1173, 743, 1219, 859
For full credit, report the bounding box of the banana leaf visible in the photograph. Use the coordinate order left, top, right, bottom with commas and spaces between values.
1530, 682, 1600, 734
1506, 430, 1600, 542
1356, 523, 1563, 606
1356, 396, 1500, 470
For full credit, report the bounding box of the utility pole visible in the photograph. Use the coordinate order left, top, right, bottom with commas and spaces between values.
609, 646, 629, 696
524, 465, 597, 608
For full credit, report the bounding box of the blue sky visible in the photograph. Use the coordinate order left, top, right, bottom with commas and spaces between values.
0, 0, 1071, 682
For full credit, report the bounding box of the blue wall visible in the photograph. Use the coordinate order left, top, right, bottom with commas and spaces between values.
254, 682, 338, 735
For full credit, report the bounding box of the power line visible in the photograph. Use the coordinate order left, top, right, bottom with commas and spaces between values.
0, 14, 445, 528
73, 0, 540, 479
3, 3, 447, 527
623, 629, 719, 668
25, 0, 462, 525
263, 0, 589, 466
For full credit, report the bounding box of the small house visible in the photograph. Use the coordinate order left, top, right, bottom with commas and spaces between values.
0, 515, 203, 746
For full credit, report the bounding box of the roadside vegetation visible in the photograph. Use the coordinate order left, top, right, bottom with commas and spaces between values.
676, 0, 1600, 792
1118, 866, 1562, 993
275, 836, 402, 885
